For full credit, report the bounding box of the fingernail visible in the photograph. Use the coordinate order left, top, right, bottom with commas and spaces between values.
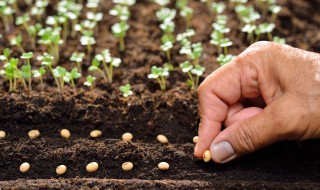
210, 141, 236, 163
194, 144, 199, 154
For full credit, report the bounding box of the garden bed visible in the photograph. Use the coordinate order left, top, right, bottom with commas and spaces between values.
0, 0, 320, 189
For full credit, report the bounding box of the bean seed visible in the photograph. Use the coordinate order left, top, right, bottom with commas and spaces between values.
158, 162, 169, 170
90, 130, 102, 138
157, 134, 169, 144
0, 130, 6, 138
60, 129, 71, 139
193, 136, 198, 144
56, 165, 67, 175
122, 133, 133, 141
86, 162, 99, 172
122, 162, 133, 171
203, 150, 211, 162
19, 162, 30, 173
28, 130, 40, 139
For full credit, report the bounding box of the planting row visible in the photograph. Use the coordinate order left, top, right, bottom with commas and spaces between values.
0, 0, 285, 93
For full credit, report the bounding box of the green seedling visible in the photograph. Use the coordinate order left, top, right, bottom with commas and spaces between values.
256, 0, 276, 16
84, 75, 96, 90
255, 22, 275, 41
153, 0, 170, 7
52, 66, 67, 91
180, 61, 205, 90
156, 8, 176, 23
220, 38, 233, 55
235, 5, 261, 25
20, 52, 34, 91
148, 65, 170, 91
38, 27, 63, 64
31, 0, 49, 22
269, 4, 281, 20
119, 83, 133, 97
0, 48, 11, 63
32, 67, 46, 89
109, 4, 130, 21
230, 0, 248, 8
9, 35, 24, 53
89, 58, 108, 82
63, 68, 81, 93
175, 0, 188, 10
217, 54, 236, 66
180, 6, 193, 29
0, 2, 15, 33
273, 36, 286, 44
160, 41, 173, 64
113, 0, 136, 6
111, 21, 129, 52
15, 13, 30, 31
211, 2, 226, 15
70, 52, 85, 74
241, 24, 257, 44
80, 35, 96, 56
37, 52, 60, 88
86, 0, 100, 10
26, 24, 42, 49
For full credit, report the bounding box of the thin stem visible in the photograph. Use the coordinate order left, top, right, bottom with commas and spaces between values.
71, 78, 76, 94
187, 71, 195, 89
9, 78, 13, 92
166, 50, 171, 64
77, 62, 82, 74
119, 37, 125, 52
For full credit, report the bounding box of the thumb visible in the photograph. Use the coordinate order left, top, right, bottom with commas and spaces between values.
210, 96, 295, 164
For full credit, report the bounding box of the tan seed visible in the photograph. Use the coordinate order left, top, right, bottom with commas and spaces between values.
193, 136, 198, 144
158, 162, 169, 170
90, 130, 102, 138
122, 133, 133, 141
0, 130, 6, 138
203, 150, 211, 162
19, 162, 30, 173
60, 129, 71, 139
86, 162, 99, 172
56, 165, 67, 175
28, 130, 40, 139
157, 134, 169, 144
122, 162, 133, 171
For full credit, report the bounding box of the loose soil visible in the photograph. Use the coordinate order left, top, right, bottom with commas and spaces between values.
0, 0, 319, 189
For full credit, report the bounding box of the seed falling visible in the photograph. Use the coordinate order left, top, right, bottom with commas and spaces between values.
158, 162, 169, 170
60, 129, 71, 139
28, 130, 40, 139
193, 136, 198, 144
122, 162, 133, 171
122, 132, 133, 141
56, 165, 67, 175
19, 162, 30, 173
86, 162, 99, 172
203, 150, 211, 162
90, 130, 102, 138
157, 134, 169, 144
0, 130, 6, 138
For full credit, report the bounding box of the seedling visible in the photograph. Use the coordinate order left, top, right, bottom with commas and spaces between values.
9, 35, 24, 53
175, 0, 187, 10
0, 130, 6, 138
80, 35, 96, 57
90, 130, 102, 138
38, 27, 63, 64
122, 162, 133, 171
235, 5, 261, 25
180, 61, 205, 90
241, 24, 257, 44
21, 52, 34, 91
217, 54, 236, 66
32, 67, 46, 90
112, 21, 130, 52
84, 75, 96, 90
0, 48, 11, 63
109, 4, 130, 21
180, 6, 193, 28
0, 2, 15, 33
52, 66, 68, 92
70, 52, 85, 74
203, 150, 211, 162
31, 0, 49, 22
19, 162, 30, 173
122, 132, 133, 141
255, 22, 275, 41
220, 38, 233, 55
273, 36, 286, 44
157, 134, 169, 144
160, 41, 173, 64
86, 162, 99, 172
60, 129, 71, 139
113, 0, 136, 6
63, 68, 81, 93
156, 8, 176, 23
37, 52, 60, 88
28, 130, 40, 139
269, 4, 281, 20
153, 0, 169, 7
211, 2, 226, 15
148, 66, 170, 91
158, 162, 169, 170
193, 136, 198, 144
119, 84, 133, 97
56, 165, 67, 175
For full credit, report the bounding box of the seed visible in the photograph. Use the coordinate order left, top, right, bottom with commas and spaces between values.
122, 162, 133, 171
56, 165, 67, 175
203, 150, 211, 162
122, 132, 133, 142
60, 129, 71, 139
28, 130, 40, 139
0, 130, 6, 138
86, 162, 99, 172
193, 136, 198, 144
157, 134, 169, 144
158, 162, 169, 170
19, 162, 30, 173
90, 130, 102, 138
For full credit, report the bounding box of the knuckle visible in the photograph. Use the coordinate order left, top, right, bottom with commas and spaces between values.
232, 122, 258, 153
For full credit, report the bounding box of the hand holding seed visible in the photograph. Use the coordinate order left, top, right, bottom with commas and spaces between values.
195, 42, 320, 163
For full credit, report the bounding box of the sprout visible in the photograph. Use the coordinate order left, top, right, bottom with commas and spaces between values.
235, 5, 261, 24
0, 48, 11, 62
269, 5, 281, 20
113, 0, 136, 6
0, 3, 15, 33
180, 61, 205, 90
80, 35, 96, 56
211, 2, 226, 15
15, 13, 30, 31
119, 84, 133, 97
220, 38, 233, 55
9, 35, 24, 53
52, 66, 67, 91
156, 8, 176, 23
111, 21, 130, 52
63, 68, 81, 93
230, 0, 248, 7
37, 52, 61, 88
255, 22, 275, 41
109, 4, 130, 21
86, 0, 100, 10
160, 41, 173, 64
32, 67, 46, 89
241, 24, 257, 44
38, 27, 63, 64
26, 24, 42, 49
216, 15, 228, 25
148, 65, 170, 91
217, 54, 236, 66
84, 75, 96, 90
70, 52, 85, 74
273, 36, 286, 44
153, 0, 169, 7
20, 52, 34, 91
175, 0, 188, 10
180, 6, 193, 28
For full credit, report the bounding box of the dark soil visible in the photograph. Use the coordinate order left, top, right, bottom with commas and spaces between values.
0, 0, 320, 189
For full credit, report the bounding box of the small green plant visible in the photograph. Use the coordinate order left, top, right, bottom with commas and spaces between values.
273, 36, 286, 44
37, 52, 60, 88
109, 4, 130, 21
211, 2, 226, 16
148, 66, 170, 91
119, 83, 133, 97
241, 24, 257, 44
70, 52, 85, 74
269, 4, 281, 20
179, 6, 193, 29
63, 68, 81, 93
0, 2, 15, 33
111, 21, 130, 52
180, 61, 205, 90
160, 41, 173, 64
0, 48, 11, 63
153, 0, 170, 7
52, 66, 67, 92
255, 22, 275, 41
84, 75, 96, 90
235, 5, 261, 25
20, 52, 34, 91
80, 33, 96, 57
38, 27, 63, 64
217, 54, 236, 66
32, 67, 46, 89
9, 35, 25, 53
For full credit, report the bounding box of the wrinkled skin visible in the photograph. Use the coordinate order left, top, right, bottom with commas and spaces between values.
194, 41, 320, 163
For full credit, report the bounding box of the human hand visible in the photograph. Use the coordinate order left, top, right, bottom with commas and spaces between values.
194, 41, 320, 163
